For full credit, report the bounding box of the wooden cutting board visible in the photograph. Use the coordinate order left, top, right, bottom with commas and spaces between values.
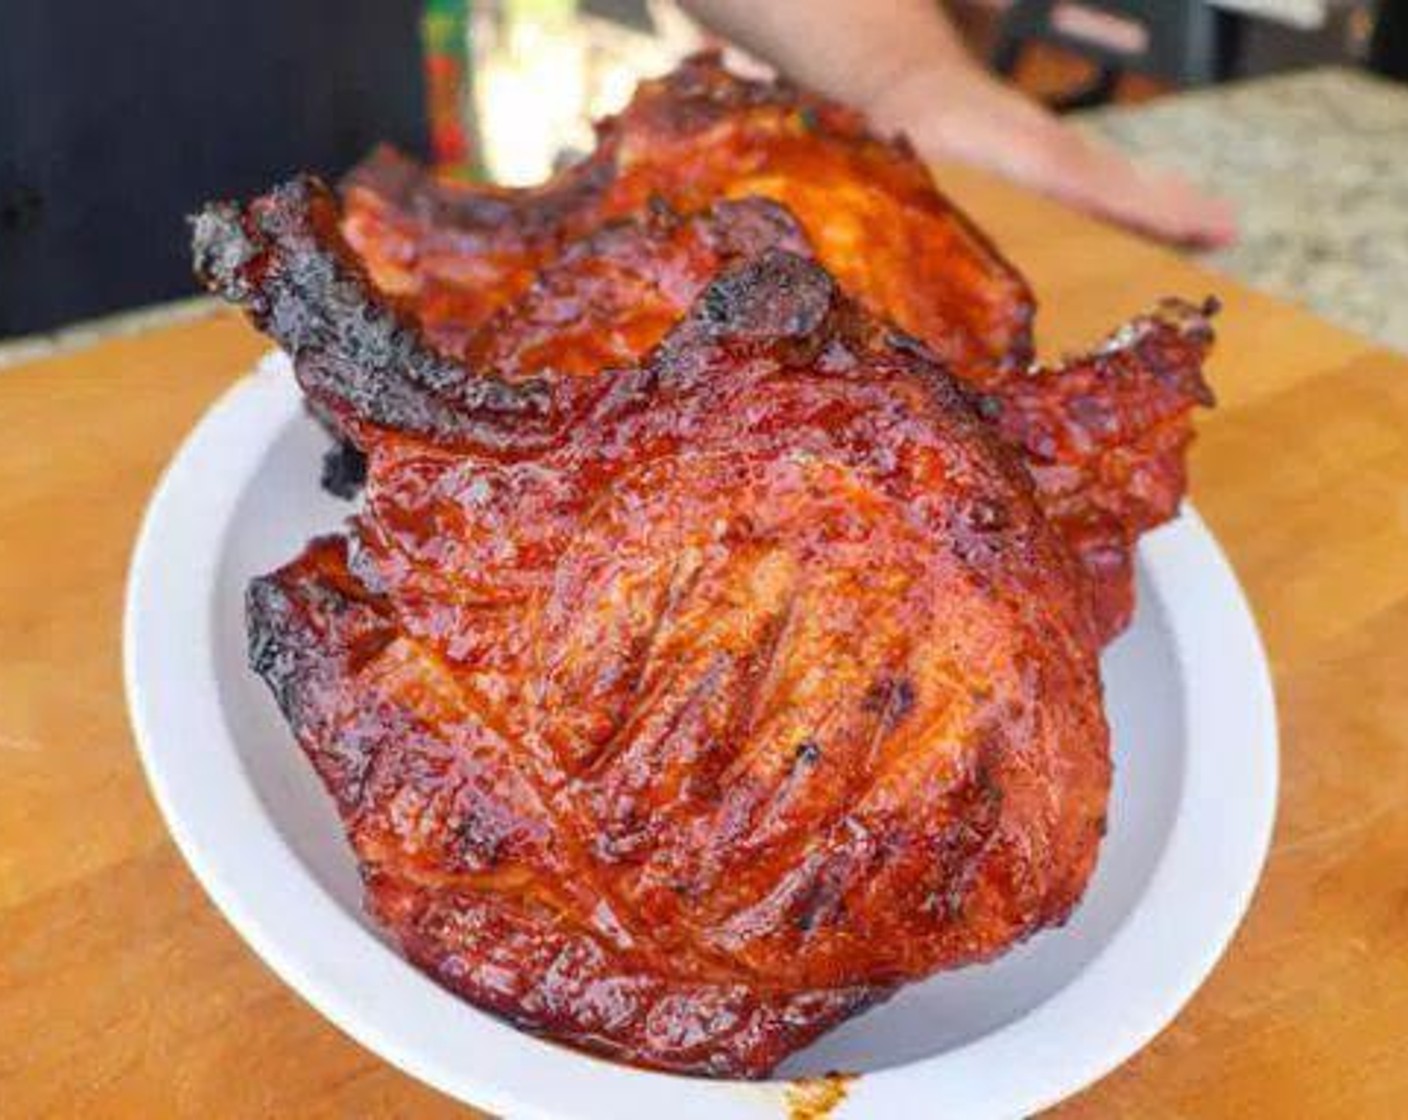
3, 167, 1407, 1118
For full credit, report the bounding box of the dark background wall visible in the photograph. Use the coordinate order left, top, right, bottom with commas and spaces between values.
0, 0, 428, 337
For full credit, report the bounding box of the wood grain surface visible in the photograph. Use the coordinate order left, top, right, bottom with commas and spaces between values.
3, 168, 1406, 1118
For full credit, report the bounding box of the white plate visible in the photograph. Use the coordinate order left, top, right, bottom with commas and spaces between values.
125, 354, 1278, 1120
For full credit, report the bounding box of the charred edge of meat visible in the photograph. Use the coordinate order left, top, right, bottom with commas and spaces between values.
301, 399, 368, 499
301, 397, 371, 495
246, 569, 323, 733
320, 438, 368, 499
633, 247, 843, 391
245, 537, 394, 809
190, 176, 557, 446
697, 197, 813, 260
1091, 296, 1218, 406
246, 536, 355, 731
977, 295, 1217, 431
694, 249, 837, 343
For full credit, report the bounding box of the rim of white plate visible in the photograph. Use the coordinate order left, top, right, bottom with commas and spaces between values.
125, 357, 1278, 1120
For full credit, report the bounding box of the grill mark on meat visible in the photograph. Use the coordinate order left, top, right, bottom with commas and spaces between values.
198, 78, 1165, 1067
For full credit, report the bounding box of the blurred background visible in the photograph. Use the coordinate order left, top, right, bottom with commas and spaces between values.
1, 0, 1405, 349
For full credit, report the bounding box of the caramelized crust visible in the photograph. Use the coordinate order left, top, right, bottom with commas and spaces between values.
199, 177, 1110, 1077
342, 52, 1034, 377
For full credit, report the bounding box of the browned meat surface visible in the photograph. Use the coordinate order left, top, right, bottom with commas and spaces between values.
190, 54, 1213, 1078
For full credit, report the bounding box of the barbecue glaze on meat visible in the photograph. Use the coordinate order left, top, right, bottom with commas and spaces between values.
339, 55, 1210, 640
341, 52, 1034, 378
192, 57, 1213, 1079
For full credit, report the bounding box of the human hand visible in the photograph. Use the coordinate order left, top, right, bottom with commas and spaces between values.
868, 62, 1237, 248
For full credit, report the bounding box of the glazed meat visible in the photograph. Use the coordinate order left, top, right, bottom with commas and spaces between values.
195, 177, 1111, 1076
470, 206, 1211, 641
346, 184, 1209, 641
339, 54, 1210, 640
342, 52, 1034, 378
192, 53, 1214, 1079
462, 195, 811, 382
978, 302, 1215, 639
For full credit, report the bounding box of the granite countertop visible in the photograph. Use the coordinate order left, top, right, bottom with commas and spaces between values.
3, 66, 1405, 369
1080, 66, 1408, 352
